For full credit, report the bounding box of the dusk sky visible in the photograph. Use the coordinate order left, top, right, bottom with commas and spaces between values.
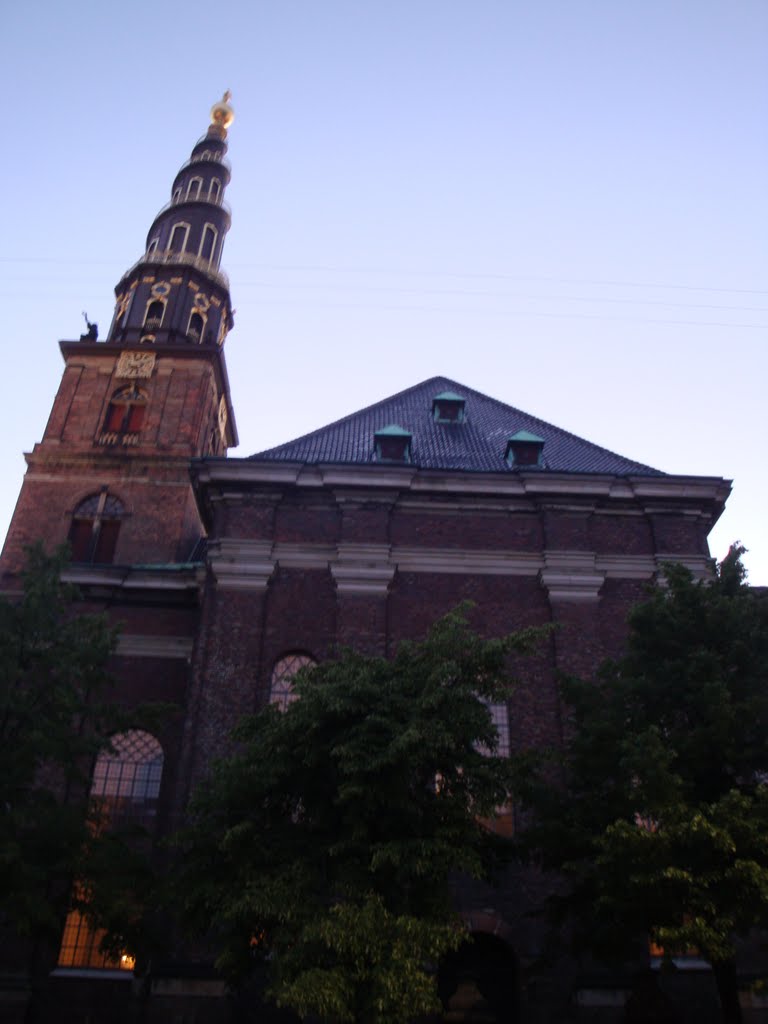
1, 2, 766, 581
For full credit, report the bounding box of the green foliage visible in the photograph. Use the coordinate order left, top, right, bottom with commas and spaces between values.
177, 606, 543, 1022
516, 546, 768, 974
0, 545, 164, 963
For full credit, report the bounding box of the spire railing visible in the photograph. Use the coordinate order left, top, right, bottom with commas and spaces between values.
120, 250, 230, 290
177, 153, 232, 175
154, 194, 232, 220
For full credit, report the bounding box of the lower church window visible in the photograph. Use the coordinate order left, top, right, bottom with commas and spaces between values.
269, 653, 317, 711
57, 730, 164, 970
68, 492, 125, 564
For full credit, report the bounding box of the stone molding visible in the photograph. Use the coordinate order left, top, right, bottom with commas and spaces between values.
117, 634, 194, 659
203, 540, 699, 591
330, 543, 396, 597
539, 550, 604, 602
207, 539, 275, 590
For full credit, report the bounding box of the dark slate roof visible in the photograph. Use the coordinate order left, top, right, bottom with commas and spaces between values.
249, 376, 663, 476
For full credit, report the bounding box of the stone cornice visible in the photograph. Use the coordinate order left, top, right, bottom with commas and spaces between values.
61, 565, 203, 591
192, 459, 730, 509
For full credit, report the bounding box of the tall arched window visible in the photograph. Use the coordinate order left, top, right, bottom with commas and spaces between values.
58, 731, 164, 970
199, 223, 217, 262
68, 492, 125, 564
168, 223, 189, 254
146, 237, 159, 257
103, 385, 147, 436
186, 177, 203, 200
476, 700, 513, 837
143, 299, 165, 330
270, 653, 317, 711
187, 311, 206, 343
208, 178, 221, 203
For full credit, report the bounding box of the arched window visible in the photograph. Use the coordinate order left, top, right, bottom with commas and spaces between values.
68, 492, 125, 564
146, 237, 159, 257
103, 385, 147, 436
199, 223, 217, 262
208, 178, 221, 203
270, 653, 317, 711
58, 731, 164, 970
187, 311, 206, 343
143, 299, 165, 330
171, 187, 181, 204
186, 177, 203, 200
168, 223, 189, 254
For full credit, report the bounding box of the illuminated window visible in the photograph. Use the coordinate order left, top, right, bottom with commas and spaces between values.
57, 731, 164, 970
68, 492, 125, 564
270, 653, 316, 711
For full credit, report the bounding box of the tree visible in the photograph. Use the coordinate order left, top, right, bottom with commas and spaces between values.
515, 547, 768, 1024
176, 608, 542, 1023
0, 546, 162, 1010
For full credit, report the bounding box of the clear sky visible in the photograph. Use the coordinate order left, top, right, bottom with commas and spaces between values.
1, 1, 766, 581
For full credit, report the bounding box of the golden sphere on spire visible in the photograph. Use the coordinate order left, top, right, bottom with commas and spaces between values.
210, 91, 235, 135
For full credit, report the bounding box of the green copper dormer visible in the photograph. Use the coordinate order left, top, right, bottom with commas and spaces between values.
505, 430, 545, 469
374, 424, 412, 463
432, 391, 466, 424
107, 94, 235, 350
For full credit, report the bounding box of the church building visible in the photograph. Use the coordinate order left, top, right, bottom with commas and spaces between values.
0, 97, 738, 1023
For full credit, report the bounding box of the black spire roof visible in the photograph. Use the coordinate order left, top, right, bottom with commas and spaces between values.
250, 376, 663, 476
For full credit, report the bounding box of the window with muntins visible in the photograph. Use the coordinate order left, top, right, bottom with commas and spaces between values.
103, 385, 147, 436
68, 492, 125, 564
57, 731, 164, 970
477, 700, 514, 837
270, 653, 317, 711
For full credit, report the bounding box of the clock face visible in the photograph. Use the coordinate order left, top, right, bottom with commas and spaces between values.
116, 351, 156, 379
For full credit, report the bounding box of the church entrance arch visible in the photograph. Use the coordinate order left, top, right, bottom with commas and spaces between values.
438, 931, 520, 1023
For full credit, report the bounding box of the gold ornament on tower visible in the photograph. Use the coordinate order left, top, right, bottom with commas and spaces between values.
209, 91, 234, 138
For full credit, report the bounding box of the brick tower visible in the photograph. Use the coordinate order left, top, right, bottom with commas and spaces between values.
0, 93, 238, 579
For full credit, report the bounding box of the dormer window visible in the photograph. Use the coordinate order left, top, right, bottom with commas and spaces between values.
374, 424, 412, 463
432, 391, 466, 424
505, 431, 545, 469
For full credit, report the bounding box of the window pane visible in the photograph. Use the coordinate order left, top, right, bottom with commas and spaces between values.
270, 654, 316, 711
